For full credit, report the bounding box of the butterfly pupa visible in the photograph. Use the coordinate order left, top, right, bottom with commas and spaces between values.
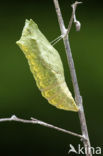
16, 19, 79, 112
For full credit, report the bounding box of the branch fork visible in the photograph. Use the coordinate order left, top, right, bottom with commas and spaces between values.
51, 1, 82, 45
0, 115, 86, 141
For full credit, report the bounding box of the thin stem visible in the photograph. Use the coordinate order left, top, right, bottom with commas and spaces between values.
0, 115, 85, 140
53, 0, 92, 156
65, 1, 82, 37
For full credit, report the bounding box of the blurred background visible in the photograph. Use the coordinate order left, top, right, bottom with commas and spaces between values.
0, 0, 103, 155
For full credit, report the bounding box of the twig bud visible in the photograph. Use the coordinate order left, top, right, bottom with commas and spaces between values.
75, 21, 81, 31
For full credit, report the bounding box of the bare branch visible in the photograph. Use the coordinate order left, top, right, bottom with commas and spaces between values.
53, 0, 92, 155
0, 115, 85, 140
53, 0, 67, 36
65, 1, 82, 38
51, 1, 82, 46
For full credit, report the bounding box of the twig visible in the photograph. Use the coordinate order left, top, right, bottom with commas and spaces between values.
0, 115, 85, 140
65, 1, 82, 38
51, 1, 81, 46
53, 0, 92, 156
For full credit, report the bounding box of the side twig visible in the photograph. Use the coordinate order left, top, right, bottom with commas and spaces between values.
53, 0, 92, 156
65, 1, 82, 37
0, 115, 85, 140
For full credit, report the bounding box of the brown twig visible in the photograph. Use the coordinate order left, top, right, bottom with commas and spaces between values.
0, 115, 85, 140
65, 1, 82, 38
53, 0, 92, 155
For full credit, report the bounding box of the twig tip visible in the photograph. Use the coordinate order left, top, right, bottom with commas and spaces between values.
71, 1, 82, 7
31, 117, 37, 121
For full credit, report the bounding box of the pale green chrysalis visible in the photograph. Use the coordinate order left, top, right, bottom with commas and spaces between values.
16, 19, 78, 112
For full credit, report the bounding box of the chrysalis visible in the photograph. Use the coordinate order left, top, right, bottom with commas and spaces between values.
16, 19, 78, 112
